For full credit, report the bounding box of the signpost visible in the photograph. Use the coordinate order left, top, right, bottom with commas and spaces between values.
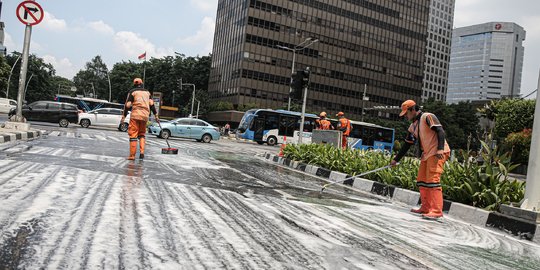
11, 1, 43, 126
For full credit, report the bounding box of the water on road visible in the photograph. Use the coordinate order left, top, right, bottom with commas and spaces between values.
0, 125, 539, 269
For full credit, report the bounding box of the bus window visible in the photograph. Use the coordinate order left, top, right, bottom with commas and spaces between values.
265, 114, 279, 130
350, 125, 362, 138
279, 116, 296, 137
295, 118, 315, 132
380, 129, 394, 143
362, 127, 375, 146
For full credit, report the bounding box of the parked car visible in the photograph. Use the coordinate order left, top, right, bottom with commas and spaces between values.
148, 118, 221, 143
79, 108, 130, 132
8, 101, 79, 127
0, 98, 17, 114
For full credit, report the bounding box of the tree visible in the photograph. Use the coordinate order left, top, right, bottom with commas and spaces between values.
480, 99, 536, 139
109, 61, 142, 103
73, 56, 110, 100
0, 56, 12, 97
5, 52, 57, 103
50, 76, 75, 96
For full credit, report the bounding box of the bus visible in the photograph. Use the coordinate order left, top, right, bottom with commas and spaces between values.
54, 95, 124, 112
237, 109, 395, 152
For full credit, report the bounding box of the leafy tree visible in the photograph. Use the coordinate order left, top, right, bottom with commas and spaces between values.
479, 99, 536, 139
0, 56, 12, 97
73, 56, 110, 100
5, 52, 57, 103
50, 76, 75, 96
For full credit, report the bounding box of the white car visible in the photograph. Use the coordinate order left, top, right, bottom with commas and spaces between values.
0, 98, 17, 114
79, 108, 130, 132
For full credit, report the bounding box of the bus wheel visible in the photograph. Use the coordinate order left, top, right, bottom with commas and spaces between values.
256, 141, 264, 145
267, 136, 277, 146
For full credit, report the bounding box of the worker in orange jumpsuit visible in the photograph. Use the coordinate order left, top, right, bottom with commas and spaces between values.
336, 112, 351, 149
121, 78, 159, 160
391, 100, 451, 219
316, 112, 334, 130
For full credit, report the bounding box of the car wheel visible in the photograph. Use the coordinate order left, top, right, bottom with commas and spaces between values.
59, 118, 69, 128
80, 119, 91, 128
161, 129, 171, 139
119, 123, 129, 132
267, 136, 277, 146
202, 134, 212, 143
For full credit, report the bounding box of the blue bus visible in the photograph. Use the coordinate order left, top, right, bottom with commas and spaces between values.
237, 109, 395, 152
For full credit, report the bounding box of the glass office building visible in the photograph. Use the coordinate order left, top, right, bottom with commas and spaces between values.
447, 22, 526, 104
208, 0, 431, 119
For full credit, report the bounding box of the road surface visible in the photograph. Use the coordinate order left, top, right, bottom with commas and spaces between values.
0, 123, 539, 269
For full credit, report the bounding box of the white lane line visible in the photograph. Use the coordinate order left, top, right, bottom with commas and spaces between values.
66, 133, 75, 138
81, 134, 91, 140
94, 135, 107, 141
108, 136, 123, 142
49, 131, 60, 137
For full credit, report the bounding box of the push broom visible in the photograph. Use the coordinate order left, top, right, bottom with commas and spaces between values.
157, 120, 178, 155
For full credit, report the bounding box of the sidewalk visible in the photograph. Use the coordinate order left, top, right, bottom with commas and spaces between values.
0, 128, 41, 144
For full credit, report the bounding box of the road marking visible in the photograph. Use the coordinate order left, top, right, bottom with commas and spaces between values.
108, 136, 123, 142
66, 133, 75, 138
94, 135, 107, 141
49, 131, 60, 137
81, 134, 91, 139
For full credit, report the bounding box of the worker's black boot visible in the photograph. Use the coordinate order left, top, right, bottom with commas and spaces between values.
139, 154, 144, 160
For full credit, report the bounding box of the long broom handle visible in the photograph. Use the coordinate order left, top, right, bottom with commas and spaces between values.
156, 120, 172, 149
321, 165, 394, 191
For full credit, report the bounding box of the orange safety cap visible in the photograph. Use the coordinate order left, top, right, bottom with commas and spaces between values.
320, 111, 327, 117
336, 112, 345, 117
133, 78, 143, 85
399, 100, 416, 117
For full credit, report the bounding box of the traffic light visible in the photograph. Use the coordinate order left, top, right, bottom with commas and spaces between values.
290, 70, 310, 101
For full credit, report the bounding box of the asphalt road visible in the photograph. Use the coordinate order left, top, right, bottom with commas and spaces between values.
0, 123, 539, 269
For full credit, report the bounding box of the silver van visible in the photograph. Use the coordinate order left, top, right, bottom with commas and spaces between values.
0, 98, 17, 114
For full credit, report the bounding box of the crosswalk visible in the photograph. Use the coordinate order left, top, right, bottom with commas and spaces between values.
44, 131, 127, 143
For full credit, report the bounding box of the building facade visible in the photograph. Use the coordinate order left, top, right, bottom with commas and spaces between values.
422, 0, 455, 102
447, 22, 526, 104
208, 0, 431, 120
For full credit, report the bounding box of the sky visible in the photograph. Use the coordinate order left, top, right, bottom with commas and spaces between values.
1, 0, 538, 97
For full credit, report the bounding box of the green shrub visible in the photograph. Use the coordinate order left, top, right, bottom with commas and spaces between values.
504, 128, 532, 165
282, 141, 524, 211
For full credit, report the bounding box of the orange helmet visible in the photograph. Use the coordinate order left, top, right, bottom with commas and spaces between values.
320, 112, 327, 117
399, 100, 416, 117
336, 112, 345, 117
133, 78, 143, 86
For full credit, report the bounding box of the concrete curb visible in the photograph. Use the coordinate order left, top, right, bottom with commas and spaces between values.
0, 129, 41, 144
263, 152, 539, 241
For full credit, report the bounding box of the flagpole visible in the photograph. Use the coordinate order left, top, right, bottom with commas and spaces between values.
142, 60, 146, 88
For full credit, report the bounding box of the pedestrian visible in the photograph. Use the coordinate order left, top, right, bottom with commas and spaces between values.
224, 123, 231, 136
121, 78, 159, 160
336, 112, 351, 149
391, 100, 451, 220
316, 112, 334, 130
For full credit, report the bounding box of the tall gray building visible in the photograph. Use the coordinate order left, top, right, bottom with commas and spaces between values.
422, 0, 455, 102
446, 22, 526, 104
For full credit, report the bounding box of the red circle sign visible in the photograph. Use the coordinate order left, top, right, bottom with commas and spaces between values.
16, 1, 44, 26
495, 23, 502, 30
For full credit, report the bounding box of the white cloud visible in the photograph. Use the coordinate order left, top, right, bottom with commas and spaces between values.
42, 12, 68, 32
88, 20, 115, 35
177, 17, 215, 55
42, 55, 77, 79
4, 32, 17, 52
113, 31, 174, 59
190, 0, 218, 12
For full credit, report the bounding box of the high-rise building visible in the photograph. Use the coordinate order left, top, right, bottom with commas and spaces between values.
446, 22, 526, 104
208, 0, 431, 120
422, 0, 455, 102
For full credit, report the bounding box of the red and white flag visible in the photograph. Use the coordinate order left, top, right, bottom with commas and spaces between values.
138, 52, 147, 60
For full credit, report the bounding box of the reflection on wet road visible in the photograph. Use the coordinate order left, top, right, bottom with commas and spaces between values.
0, 126, 539, 269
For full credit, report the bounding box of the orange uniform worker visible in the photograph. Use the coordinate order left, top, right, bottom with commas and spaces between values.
391, 100, 451, 219
122, 78, 159, 160
336, 112, 351, 149
316, 112, 334, 130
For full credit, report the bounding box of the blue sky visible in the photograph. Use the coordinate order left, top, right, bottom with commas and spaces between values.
2, 0, 539, 97
2, 0, 217, 78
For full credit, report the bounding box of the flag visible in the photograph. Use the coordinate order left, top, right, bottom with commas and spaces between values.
138, 52, 147, 60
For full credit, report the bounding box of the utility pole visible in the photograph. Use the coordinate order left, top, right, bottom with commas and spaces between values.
521, 69, 540, 211
298, 67, 310, 144
107, 72, 112, 102
196, 100, 200, 119
361, 84, 368, 122
182, 83, 195, 118
14, 25, 32, 123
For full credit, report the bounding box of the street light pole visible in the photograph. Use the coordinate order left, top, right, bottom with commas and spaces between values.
277, 38, 318, 111
14, 25, 32, 122
521, 69, 540, 211
196, 100, 200, 119
182, 83, 196, 117
23, 73, 34, 100
298, 67, 310, 144
107, 72, 112, 102
6, 54, 21, 98
361, 84, 367, 122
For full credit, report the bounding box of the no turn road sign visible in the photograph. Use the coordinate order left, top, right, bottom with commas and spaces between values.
16, 1, 44, 26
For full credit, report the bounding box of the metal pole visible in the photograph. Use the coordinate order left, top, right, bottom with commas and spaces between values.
288, 50, 296, 111
190, 85, 195, 118
361, 84, 367, 122
521, 69, 540, 211
298, 68, 310, 144
196, 101, 200, 119
107, 72, 112, 102
14, 25, 32, 122
6, 55, 21, 98
23, 73, 34, 99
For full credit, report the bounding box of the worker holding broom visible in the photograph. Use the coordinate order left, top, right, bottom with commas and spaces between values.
122, 78, 159, 160
391, 100, 451, 220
